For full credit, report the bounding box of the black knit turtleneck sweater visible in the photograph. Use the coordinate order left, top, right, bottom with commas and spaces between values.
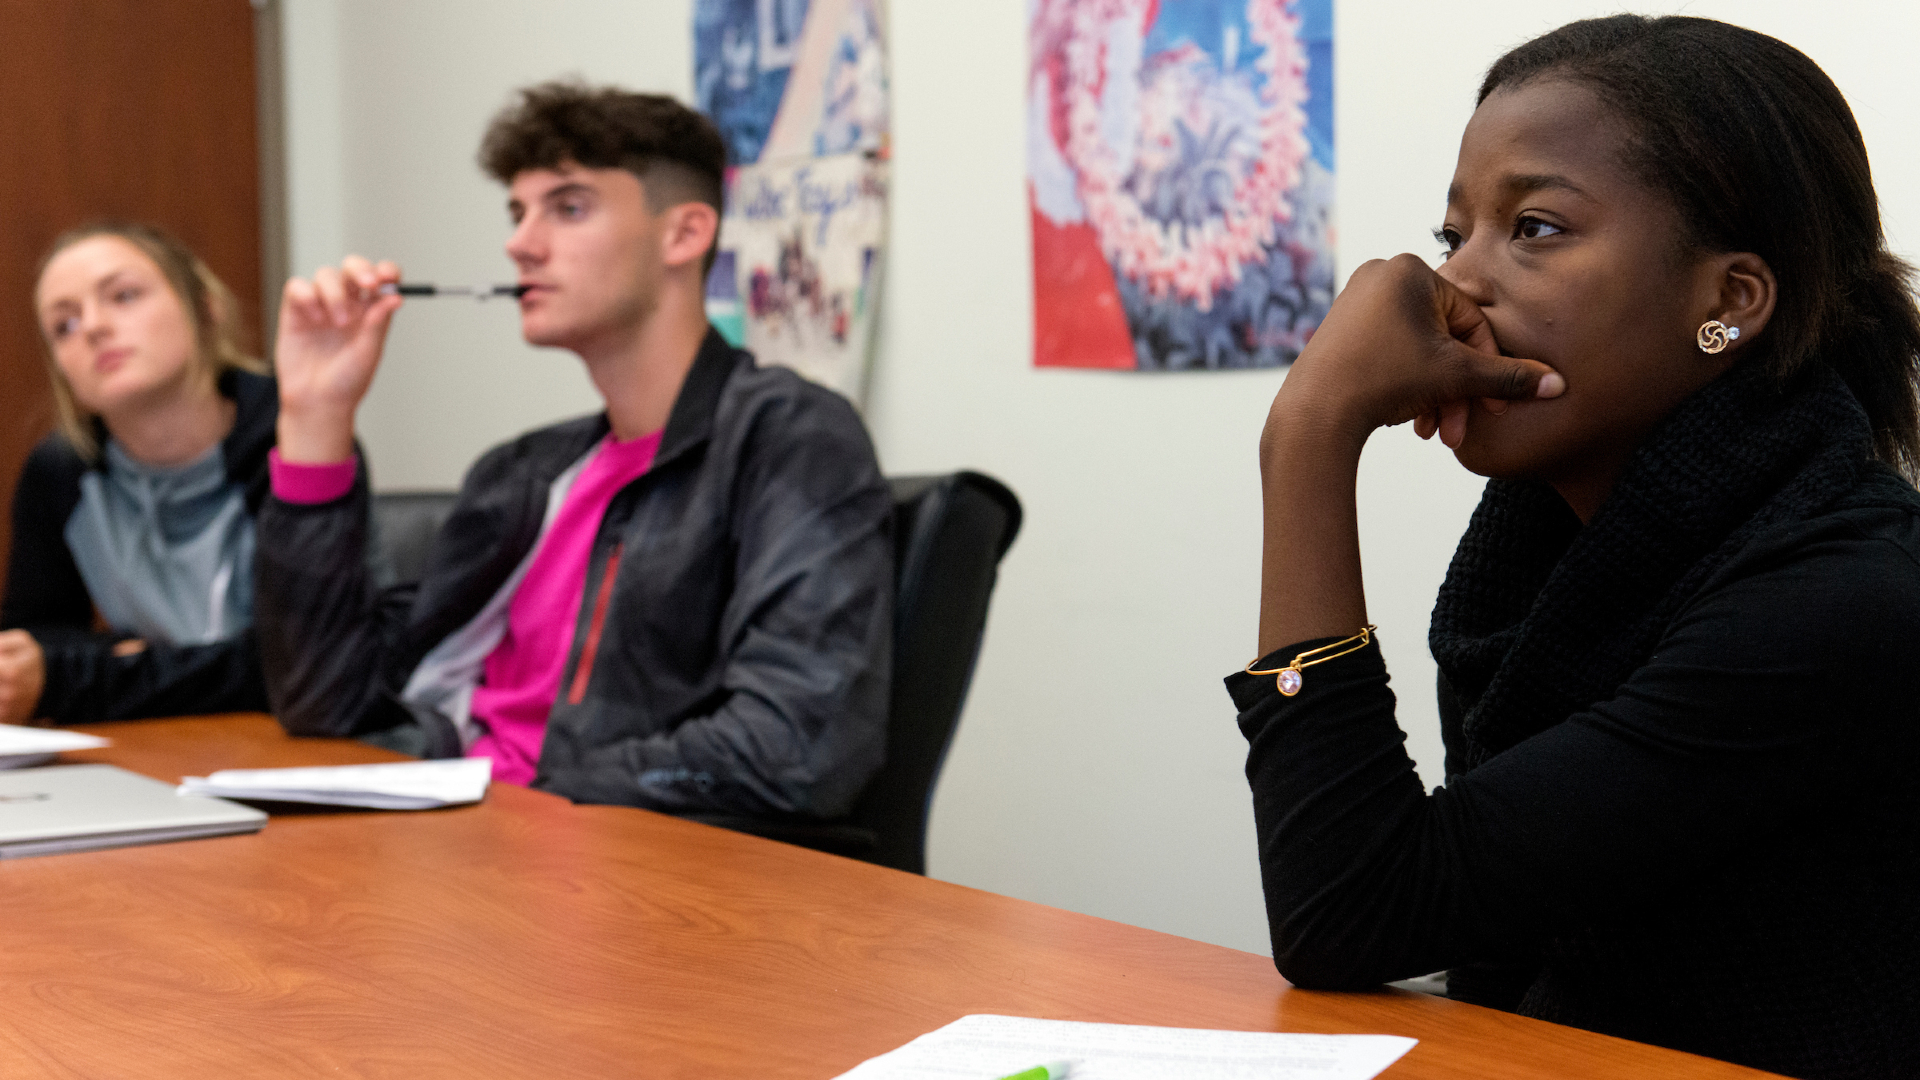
1229, 363, 1920, 1080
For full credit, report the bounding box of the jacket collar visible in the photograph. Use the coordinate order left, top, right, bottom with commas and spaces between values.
649, 326, 741, 471
221, 369, 279, 482
86, 368, 278, 485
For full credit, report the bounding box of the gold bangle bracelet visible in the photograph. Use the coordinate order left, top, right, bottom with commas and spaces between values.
1245, 625, 1377, 697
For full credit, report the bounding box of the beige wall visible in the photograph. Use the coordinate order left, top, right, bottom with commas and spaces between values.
281, 0, 1920, 954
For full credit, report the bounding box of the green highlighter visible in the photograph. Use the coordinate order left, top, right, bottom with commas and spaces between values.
994, 1062, 1074, 1080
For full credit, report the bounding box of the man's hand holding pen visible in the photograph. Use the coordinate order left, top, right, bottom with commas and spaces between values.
275, 255, 402, 465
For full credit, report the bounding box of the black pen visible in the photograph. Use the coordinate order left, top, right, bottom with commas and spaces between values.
377, 282, 530, 298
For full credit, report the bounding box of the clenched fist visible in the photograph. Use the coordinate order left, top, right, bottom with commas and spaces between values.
0, 630, 47, 726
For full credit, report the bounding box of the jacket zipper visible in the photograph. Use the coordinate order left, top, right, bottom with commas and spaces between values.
566, 542, 623, 705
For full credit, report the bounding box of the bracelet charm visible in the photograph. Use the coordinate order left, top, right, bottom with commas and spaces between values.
1246, 625, 1377, 697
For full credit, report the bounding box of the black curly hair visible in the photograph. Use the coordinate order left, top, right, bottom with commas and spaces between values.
480, 81, 727, 272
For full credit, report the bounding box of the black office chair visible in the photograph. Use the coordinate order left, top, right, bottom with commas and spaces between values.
373, 475, 1025, 875
695, 471, 1023, 873
371, 490, 460, 586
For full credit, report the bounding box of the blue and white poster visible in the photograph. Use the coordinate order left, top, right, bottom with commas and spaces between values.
695, 0, 887, 166
696, 0, 889, 402
719, 154, 886, 402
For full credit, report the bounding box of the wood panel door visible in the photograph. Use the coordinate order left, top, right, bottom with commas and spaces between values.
0, 0, 265, 590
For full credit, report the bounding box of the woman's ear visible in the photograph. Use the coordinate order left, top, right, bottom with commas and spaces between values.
1711, 251, 1776, 353
201, 281, 227, 337
188, 263, 228, 352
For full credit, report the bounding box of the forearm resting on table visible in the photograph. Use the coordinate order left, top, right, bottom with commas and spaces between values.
1257, 397, 1371, 658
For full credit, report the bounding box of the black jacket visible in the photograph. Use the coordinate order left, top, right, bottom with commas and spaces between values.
1232, 364, 1920, 1080
2, 370, 275, 722
254, 330, 893, 819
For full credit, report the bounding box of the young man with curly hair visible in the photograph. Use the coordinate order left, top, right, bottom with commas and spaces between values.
255, 83, 892, 820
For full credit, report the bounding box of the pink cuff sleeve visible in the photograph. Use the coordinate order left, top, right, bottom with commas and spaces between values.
270, 448, 358, 505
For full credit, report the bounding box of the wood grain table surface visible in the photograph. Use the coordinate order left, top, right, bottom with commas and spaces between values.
0, 713, 1782, 1079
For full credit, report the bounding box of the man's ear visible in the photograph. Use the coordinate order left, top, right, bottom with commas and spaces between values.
1708, 251, 1777, 354
661, 203, 720, 271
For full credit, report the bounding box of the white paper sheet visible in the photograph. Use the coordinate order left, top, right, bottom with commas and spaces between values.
833, 1015, 1416, 1080
0, 724, 109, 769
177, 757, 491, 810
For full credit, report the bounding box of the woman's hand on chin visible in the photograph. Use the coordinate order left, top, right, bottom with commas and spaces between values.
1252, 256, 1565, 656
1267, 254, 1564, 457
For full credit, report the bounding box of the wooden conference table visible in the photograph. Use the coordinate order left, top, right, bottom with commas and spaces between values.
0, 714, 1781, 1079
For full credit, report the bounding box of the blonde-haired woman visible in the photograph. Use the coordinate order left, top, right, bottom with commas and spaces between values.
1, 223, 277, 724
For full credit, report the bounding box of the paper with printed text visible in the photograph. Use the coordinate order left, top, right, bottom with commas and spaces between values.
834, 1014, 1416, 1080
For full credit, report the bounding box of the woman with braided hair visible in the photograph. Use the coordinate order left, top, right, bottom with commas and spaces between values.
1233, 16, 1920, 1078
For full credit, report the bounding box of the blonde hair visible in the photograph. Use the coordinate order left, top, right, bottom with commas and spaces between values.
35, 223, 265, 462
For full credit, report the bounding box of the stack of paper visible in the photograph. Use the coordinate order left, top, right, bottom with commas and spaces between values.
0, 724, 109, 769
834, 1015, 1417, 1080
178, 757, 492, 810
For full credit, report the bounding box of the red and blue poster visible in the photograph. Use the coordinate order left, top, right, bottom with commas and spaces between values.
1029, 0, 1334, 369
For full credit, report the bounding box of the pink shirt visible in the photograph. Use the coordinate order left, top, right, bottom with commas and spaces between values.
468, 430, 662, 785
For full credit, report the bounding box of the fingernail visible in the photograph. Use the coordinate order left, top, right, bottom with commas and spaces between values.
1537, 372, 1566, 398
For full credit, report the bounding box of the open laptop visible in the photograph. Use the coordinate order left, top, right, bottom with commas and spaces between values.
0, 764, 266, 859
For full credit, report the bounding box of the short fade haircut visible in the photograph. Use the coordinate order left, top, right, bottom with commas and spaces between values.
479, 81, 727, 272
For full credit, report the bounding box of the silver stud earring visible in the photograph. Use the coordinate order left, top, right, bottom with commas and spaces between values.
1697, 320, 1740, 354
